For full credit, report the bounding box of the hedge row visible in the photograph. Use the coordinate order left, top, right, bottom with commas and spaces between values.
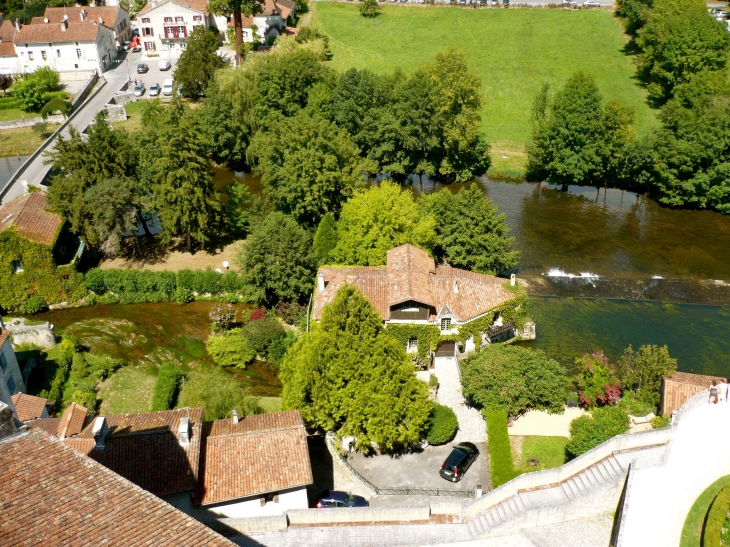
703, 485, 730, 547
151, 363, 183, 411
0, 96, 20, 110
484, 408, 516, 488
85, 267, 247, 302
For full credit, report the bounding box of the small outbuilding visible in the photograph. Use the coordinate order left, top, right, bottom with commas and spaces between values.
660, 371, 727, 416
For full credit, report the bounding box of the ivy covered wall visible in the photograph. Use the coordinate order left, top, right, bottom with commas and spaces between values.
0, 228, 86, 312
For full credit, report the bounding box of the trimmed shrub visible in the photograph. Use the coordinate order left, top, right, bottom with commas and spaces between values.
177, 367, 261, 420
566, 406, 630, 459
426, 404, 458, 445
485, 408, 516, 488
84, 268, 107, 294
72, 390, 97, 416
266, 330, 298, 366
20, 295, 48, 315
175, 287, 193, 305
177, 269, 195, 291
703, 485, 730, 547
151, 362, 183, 411
651, 414, 671, 429
220, 270, 244, 292
206, 329, 256, 368
69, 352, 89, 381
241, 315, 285, 357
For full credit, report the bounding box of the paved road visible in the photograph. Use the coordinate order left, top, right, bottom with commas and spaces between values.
0, 51, 144, 205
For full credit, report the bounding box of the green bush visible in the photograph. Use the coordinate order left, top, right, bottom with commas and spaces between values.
566, 406, 630, 459
20, 295, 48, 315
151, 362, 183, 411
267, 330, 298, 366
177, 367, 261, 420
206, 329, 256, 368
429, 374, 438, 388
485, 408, 516, 488
175, 287, 193, 304
86, 354, 120, 381
72, 389, 97, 416
703, 485, 730, 547
69, 352, 89, 381
84, 268, 106, 294
426, 404, 458, 445
241, 315, 286, 358
176, 269, 195, 291
651, 414, 671, 429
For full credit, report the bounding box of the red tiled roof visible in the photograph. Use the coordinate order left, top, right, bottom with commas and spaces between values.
58, 402, 87, 438
0, 329, 9, 350
661, 372, 729, 416
10, 393, 47, 422
277, 0, 295, 18
314, 245, 516, 323
0, 191, 62, 246
0, 19, 17, 42
281, 25, 299, 35
140, 0, 209, 15
196, 410, 313, 505
15, 19, 106, 44
0, 41, 14, 55
27, 417, 60, 435
42, 6, 122, 26
0, 429, 237, 547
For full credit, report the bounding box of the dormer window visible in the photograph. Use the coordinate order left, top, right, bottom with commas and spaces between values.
401, 302, 419, 312
440, 318, 451, 331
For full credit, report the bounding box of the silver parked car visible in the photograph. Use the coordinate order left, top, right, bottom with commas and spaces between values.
148, 82, 160, 97
159, 60, 171, 71
134, 83, 145, 97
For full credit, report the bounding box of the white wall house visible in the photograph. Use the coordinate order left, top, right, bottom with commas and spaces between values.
137, 0, 211, 55
12, 18, 116, 74
0, 328, 25, 413
167, 486, 309, 519
231, 0, 290, 44
34, 6, 132, 49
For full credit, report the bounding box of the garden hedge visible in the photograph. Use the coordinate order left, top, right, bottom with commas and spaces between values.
426, 404, 458, 445
485, 407, 516, 488
703, 485, 730, 547
151, 363, 184, 411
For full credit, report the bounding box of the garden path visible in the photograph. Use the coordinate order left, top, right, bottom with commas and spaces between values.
433, 357, 486, 443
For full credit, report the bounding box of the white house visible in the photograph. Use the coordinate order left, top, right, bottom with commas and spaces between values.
229, 0, 290, 44
0, 325, 25, 416
12, 17, 116, 74
136, 0, 216, 55
32, 6, 132, 49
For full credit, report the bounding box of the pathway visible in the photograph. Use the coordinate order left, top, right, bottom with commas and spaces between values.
433, 357, 486, 443
619, 394, 730, 546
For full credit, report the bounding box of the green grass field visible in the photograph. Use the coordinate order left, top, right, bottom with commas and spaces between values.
312, 3, 656, 153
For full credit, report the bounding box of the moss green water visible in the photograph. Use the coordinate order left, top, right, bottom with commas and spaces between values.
523, 297, 730, 377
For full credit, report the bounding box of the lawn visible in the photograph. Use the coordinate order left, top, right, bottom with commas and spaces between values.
312, 3, 657, 154
514, 435, 569, 471
0, 125, 58, 156
0, 108, 31, 122
112, 100, 148, 133
97, 366, 157, 414
680, 475, 730, 547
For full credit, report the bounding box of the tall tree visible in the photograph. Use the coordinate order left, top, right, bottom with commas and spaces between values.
280, 285, 432, 451
617, 344, 677, 407
207, 0, 264, 67
330, 181, 437, 266
237, 211, 315, 305
252, 111, 365, 227
419, 184, 519, 275
312, 212, 338, 266
144, 102, 219, 253
173, 27, 224, 98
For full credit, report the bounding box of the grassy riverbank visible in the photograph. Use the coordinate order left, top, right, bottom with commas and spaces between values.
312, 3, 657, 174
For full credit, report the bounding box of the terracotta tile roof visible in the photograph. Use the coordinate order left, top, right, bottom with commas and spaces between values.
277, 0, 295, 17
313, 244, 516, 323
262, 0, 282, 15
282, 25, 299, 35
27, 417, 60, 435
140, 0, 209, 15
10, 393, 48, 422
661, 372, 729, 416
15, 19, 105, 44
0, 19, 17, 43
42, 6, 121, 26
0, 329, 9, 349
0, 429, 237, 547
0, 191, 62, 246
0, 41, 15, 55
196, 410, 313, 505
57, 402, 88, 438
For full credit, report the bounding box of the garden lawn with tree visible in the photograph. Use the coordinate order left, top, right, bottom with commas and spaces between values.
311, 3, 657, 164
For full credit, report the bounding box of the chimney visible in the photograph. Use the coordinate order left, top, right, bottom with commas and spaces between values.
510, 274, 516, 287
98, 16, 103, 23
63, 14, 68, 20
44, 17, 49, 23
92, 416, 108, 449
317, 271, 325, 292
80, 9, 86, 20
231, 409, 239, 424
60, 20, 67, 31
453, 280, 459, 294
178, 417, 190, 446
0, 402, 18, 440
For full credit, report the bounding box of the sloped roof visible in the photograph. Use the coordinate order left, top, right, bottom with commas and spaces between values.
196, 410, 313, 506
0, 191, 62, 246
313, 245, 516, 323
15, 19, 106, 44
0, 429, 237, 547
57, 402, 87, 438
140, 0, 209, 16
0, 41, 16, 55
41, 6, 122, 26
0, 329, 9, 350
0, 19, 17, 42
661, 372, 728, 416
667, 372, 727, 388
10, 393, 48, 422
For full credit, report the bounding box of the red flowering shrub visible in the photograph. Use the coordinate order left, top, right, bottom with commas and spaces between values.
249, 308, 266, 321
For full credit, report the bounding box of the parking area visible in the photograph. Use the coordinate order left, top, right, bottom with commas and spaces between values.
124, 53, 178, 100
347, 442, 488, 493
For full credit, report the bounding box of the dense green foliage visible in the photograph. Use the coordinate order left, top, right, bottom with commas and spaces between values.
617, 344, 677, 409
703, 485, 730, 547
566, 406, 630, 459
331, 182, 436, 265
14, 67, 61, 112
484, 408, 516, 488
151, 363, 184, 411
177, 367, 261, 420
19, 295, 48, 315
359, 0, 380, 17
280, 284, 432, 450
312, 212, 338, 266
575, 351, 622, 407
461, 345, 566, 417
237, 211, 314, 305
425, 404, 458, 445
240, 315, 290, 362
174, 27, 225, 98
206, 328, 256, 368
419, 184, 519, 275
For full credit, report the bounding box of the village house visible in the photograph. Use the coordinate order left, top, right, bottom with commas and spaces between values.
32, 6, 132, 50
10, 392, 50, 422
0, 324, 24, 413
660, 371, 728, 416
313, 244, 529, 359
136, 0, 222, 55
228, 0, 293, 44
0, 402, 238, 547
27, 406, 313, 519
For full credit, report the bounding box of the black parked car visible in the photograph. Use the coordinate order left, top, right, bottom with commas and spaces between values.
439, 442, 479, 483
137, 63, 149, 74
315, 490, 369, 508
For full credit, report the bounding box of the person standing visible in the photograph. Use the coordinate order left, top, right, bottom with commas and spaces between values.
709, 380, 719, 405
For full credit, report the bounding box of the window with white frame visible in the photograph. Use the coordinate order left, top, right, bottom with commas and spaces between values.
28, 51, 34, 61
76, 48, 82, 58
177, 25, 185, 33
56, 49, 61, 57
142, 17, 151, 23
144, 41, 155, 51
143, 27, 153, 36
407, 337, 418, 353
174, 16, 183, 22
440, 317, 451, 331
193, 14, 202, 20
41, 50, 46, 60
164, 16, 173, 22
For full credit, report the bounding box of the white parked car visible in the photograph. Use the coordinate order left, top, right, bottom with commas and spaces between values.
583, 0, 600, 6
149, 82, 160, 97
159, 60, 171, 71
162, 79, 174, 96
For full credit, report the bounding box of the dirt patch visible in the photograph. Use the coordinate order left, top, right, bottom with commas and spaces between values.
99, 236, 242, 272
97, 366, 156, 414
510, 435, 524, 467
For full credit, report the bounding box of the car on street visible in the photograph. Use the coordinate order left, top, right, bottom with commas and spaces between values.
159, 60, 171, 71
315, 490, 369, 508
563, 0, 577, 5
162, 79, 174, 96
134, 83, 145, 97
491, 0, 498, 5
439, 442, 479, 483
137, 63, 149, 74
583, 0, 600, 6
148, 82, 160, 97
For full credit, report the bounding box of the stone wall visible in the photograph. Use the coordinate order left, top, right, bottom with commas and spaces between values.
106, 104, 128, 123
206, 515, 288, 535
287, 505, 431, 526
70, 74, 99, 111
114, 92, 137, 106
0, 115, 65, 130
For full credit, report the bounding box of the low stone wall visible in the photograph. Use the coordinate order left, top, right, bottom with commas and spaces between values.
287, 505, 430, 526
114, 92, 137, 106
429, 500, 466, 516
70, 73, 99, 111
205, 515, 287, 535
0, 115, 65, 130
105, 104, 128, 123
